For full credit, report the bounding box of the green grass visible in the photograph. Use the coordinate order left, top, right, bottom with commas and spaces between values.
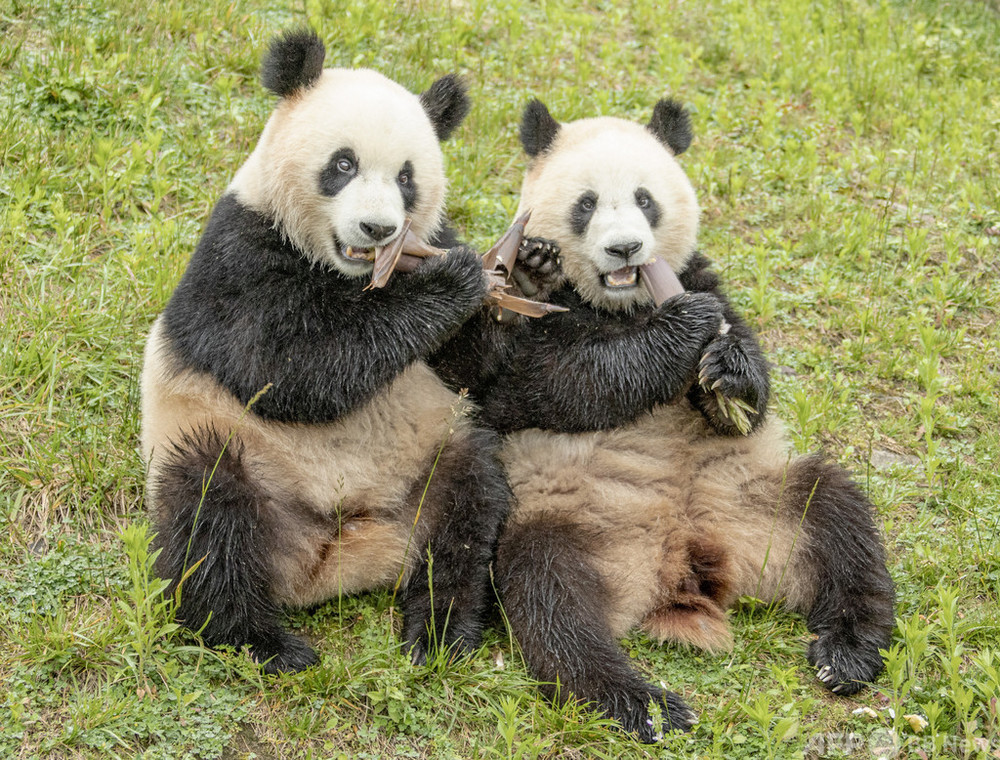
2, 0, 999, 756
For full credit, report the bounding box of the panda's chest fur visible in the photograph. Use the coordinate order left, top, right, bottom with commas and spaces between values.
251, 362, 466, 512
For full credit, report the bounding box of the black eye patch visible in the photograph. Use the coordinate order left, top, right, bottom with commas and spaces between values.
397, 160, 418, 212
569, 191, 598, 236
318, 148, 358, 197
635, 187, 661, 228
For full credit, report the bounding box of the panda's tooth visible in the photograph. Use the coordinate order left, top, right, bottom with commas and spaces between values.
345, 246, 354, 259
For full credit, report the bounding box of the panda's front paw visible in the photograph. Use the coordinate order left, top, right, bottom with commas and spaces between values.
808, 629, 887, 696
600, 684, 697, 742
517, 236, 561, 272
511, 237, 562, 298
696, 332, 767, 435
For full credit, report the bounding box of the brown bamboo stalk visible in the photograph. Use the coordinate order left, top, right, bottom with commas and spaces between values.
639, 256, 684, 305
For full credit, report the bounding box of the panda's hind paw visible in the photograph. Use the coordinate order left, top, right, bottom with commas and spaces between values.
605, 685, 697, 743
403, 615, 482, 667
255, 632, 319, 674
808, 631, 886, 696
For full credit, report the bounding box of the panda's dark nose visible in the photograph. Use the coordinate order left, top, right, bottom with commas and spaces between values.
360, 222, 397, 243
605, 241, 643, 259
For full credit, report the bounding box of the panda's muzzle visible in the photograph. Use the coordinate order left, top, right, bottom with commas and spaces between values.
601, 240, 643, 288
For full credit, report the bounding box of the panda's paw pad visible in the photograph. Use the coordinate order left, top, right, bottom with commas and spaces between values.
516, 237, 561, 274
256, 634, 318, 674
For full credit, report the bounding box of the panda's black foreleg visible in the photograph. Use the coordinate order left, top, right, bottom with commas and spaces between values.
400, 427, 511, 664
787, 455, 895, 695
496, 518, 697, 742
678, 253, 771, 435
152, 428, 317, 673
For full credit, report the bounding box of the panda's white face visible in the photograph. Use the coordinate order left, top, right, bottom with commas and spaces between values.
517, 117, 699, 311
231, 69, 447, 277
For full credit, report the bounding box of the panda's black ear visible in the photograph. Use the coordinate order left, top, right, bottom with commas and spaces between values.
261, 29, 326, 97
647, 99, 693, 155
520, 99, 560, 157
420, 75, 470, 141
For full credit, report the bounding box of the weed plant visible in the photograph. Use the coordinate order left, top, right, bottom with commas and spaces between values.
1, 0, 998, 757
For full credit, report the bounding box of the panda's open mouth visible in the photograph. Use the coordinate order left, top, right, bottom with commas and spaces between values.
602, 266, 639, 289
342, 246, 376, 263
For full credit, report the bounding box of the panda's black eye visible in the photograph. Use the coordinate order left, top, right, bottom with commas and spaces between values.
635, 187, 662, 227
569, 191, 599, 236
319, 148, 360, 196
397, 160, 418, 212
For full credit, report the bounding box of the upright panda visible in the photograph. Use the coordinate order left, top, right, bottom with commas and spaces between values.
454, 100, 894, 741
431, 102, 770, 438
141, 29, 510, 673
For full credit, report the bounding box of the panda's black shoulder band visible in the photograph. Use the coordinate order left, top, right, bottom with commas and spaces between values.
261, 28, 326, 97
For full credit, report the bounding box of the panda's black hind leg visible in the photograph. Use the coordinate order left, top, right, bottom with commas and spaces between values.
400, 427, 511, 665
788, 455, 895, 695
152, 428, 317, 673
496, 518, 697, 742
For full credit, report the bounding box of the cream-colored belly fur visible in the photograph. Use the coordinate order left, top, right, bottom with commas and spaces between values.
141, 316, 470, 606
501, 404, 816, 650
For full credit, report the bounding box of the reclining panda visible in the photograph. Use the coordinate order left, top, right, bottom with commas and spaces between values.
433, 99, 894, 742
141, 29, 509, 672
